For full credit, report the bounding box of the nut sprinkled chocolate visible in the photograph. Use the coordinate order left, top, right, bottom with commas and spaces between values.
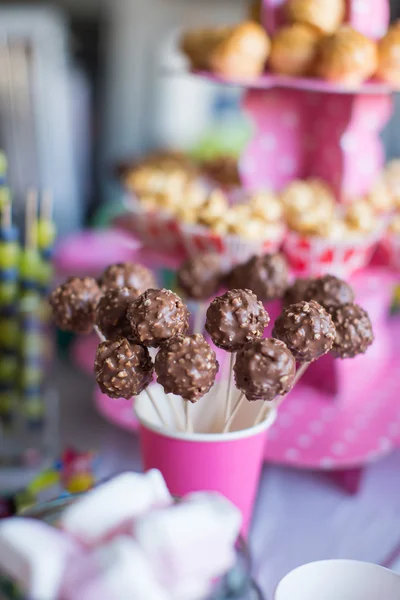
244, 253, 290, 302
331, 303, 374, 358
94, 338, 153, 399
283, 278, 312, 307
49, 276, 101, 334
100, 262, 156, 295
205, 289, 270, 352
155, 334, 219, 402
127, 288, 190, 347
177, 253, 222, 300
306, 274, 355, 311
96, 286, 140, 341
273, 300, 336, 362
234, 338, 296, 402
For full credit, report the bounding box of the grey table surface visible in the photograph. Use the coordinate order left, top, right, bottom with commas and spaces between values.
46, 359, 400, 597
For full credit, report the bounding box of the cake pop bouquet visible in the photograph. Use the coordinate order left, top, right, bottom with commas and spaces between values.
50, 257, 374, 434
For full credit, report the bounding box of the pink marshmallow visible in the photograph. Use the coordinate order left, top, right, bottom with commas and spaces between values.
62, 536, 169, 600
134, 493, 241, 599
0, 518, 80, 600
60, 470, 171, 546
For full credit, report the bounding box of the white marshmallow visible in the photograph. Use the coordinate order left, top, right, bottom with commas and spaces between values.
134, 493, 241, 599
0, 518, 79, 600
63, 537, 170, 600
61, 470, 171, 545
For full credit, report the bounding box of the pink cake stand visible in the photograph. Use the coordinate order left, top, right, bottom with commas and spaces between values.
194, 0, 394, 200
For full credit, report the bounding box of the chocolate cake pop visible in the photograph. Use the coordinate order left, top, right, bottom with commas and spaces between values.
306, 274, 355, 312
127, 288, 190, 347
330, 303, 374, 358
96, 286, 139, 341
205, 289, 269, 352
155, 334, 219, 402
283, 278, 312, 307
272, 300, 336, 362
94, 338, 154, 399
100, 263, 156, 295
49, 276, 102, 334
177, 253, 222, 300
244, 253, 290, 302
234, 338, 296, 401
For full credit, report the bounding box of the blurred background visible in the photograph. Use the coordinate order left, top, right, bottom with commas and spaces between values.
0, 0, 396, 236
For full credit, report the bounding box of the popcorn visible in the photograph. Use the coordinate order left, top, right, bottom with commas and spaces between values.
61, 471, 172, 546
249, 190, 283, 222
389, 213, 400, 234
367, 178, 395, 214
344, 200, 376, 234
0, 518, 80, 600
197, 190, 229, 225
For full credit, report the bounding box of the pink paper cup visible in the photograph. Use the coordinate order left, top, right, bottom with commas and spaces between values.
134, 384, 277, 535
274, 560, 400, 600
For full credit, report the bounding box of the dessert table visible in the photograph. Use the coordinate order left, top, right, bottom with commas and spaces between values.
50, 357, 400, 599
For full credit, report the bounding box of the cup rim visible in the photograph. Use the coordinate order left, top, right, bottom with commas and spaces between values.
274, 559, 400, 599
134, 394, 277, 443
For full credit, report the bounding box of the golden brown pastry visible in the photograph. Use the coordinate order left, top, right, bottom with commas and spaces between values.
180, 27, 230, 71
315, 26, 378, 85
376, 21, 400, 87
210, 22, 271, 80
285, 0, 345, 35
269, 24, 321, 76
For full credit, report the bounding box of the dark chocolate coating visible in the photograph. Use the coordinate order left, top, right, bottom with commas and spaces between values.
94, 338, 153, 399
96, 286, 139, 341
234, 338, 296, 402
205, 289, 270, 352
177, 253, 222, 300
100, 263, 156, 295
127, 288, 190, 347
155, 334, 219, 402
283, 278, 312, 308
306, 275, 355, 312
273, 300, 336, 362
331, 303, 374, 358
244, 253, 290, 302
49, 276, 101, 334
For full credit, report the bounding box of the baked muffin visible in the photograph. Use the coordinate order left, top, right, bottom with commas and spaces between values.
376, 21, 400, 87
315, 26, 378, 85
210, 21, 270, 80
285, 0, 345, 35
180, 27, 230, 71
269, 24, 321, 77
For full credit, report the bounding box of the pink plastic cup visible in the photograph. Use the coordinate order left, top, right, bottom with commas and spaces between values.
134, 384, 277, 535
